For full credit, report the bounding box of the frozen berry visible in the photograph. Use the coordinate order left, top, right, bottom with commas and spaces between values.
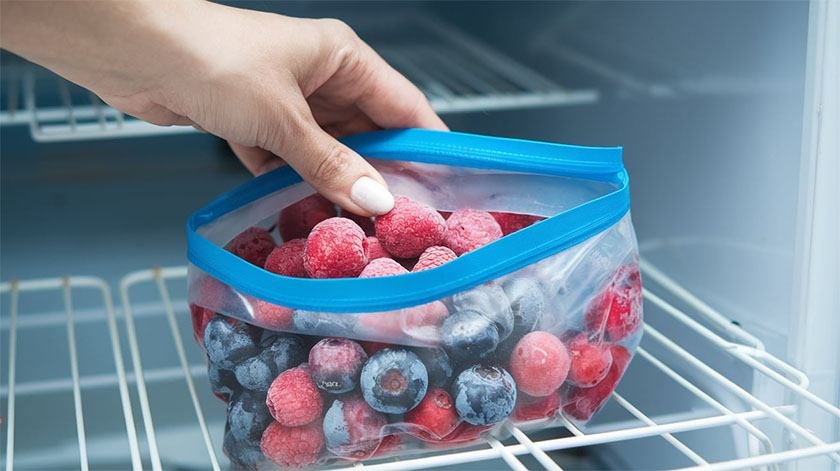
359, 257, 408, 278
405, 388, 459, 440
412, 246, 457, 272
361, 341, 392, 356
374, 196, 446, 258
444, 209, 502, 255
509, 331, 570, 397
490, 212, 544, 235
190, 304, 215, 347
440, 310, 500, 363
292, 310, 355, 337
585, 285, 642, 342
497, 278, 546, 358
366, 236, 392, 260
341, 210, 375, 236
452, 283, 514, 341
259, 332, 306, 375
323, 395, 387, 459
209, 362, 239, 402
452, 365, 516, 426
190, 276, 228, 345
261, 420, 324, 468
512, 392, 561, 422
234, 356, 274, 393
264, 238, 307, 278
563, 345, 631, 421
412, 347, 453, 389
304, 217, 369, 278
308, 337, 367, 394
278, 193, 337, 241
225, 227, 276, 267
204, 316, 259, 369
266, 365, 323, 426
354, 310, 403, 340
228, 390, 273, 442
252, 299, 294, 330
360, 348, 428, 414
224, 424, 265, 469
403, 301, 449, 342
567, 333, 613, 387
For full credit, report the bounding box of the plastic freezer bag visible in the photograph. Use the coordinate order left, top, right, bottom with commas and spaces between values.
186, 129, 643, 469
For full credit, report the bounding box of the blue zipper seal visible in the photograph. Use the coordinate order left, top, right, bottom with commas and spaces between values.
187, 128, 629, 313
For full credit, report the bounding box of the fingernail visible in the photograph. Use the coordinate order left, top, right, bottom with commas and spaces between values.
351, 176, 395, 215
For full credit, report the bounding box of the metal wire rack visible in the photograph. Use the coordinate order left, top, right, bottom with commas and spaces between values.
2, 260, 840, 470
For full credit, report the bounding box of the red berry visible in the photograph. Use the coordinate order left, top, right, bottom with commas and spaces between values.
405, 388, 459, 440
189, 276, 227, 345
225, 227, 276, 267
585, 266, 643, 342
513, 392, 561, 422
490, 212, 544, 235
359, 258, 408, 278
412, 246, 457, 272
303, 218, 369, 278
355, 312, 403, 340
266, 365, 323, 426
341, 210, 375, 236
264, 238, 307, 278
323, 395, 387, 460
563, 345, 631, 421
261, 420, 324, 468
567, 334, 613, 387
443, 209, 503, 255
366, 236, 392, 260
403, 301, 449, 343
189, 304, 215, 346
509, 331, 570, 397
375, 196, 447, 258
252, 299, 294, 330
278, 193, 337, 241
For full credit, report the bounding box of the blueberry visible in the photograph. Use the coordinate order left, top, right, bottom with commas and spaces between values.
292, 310, 355, 337
451, 365, 517, 426
223, 422, 265, 469
440, 310, 500, 363
452, 283, 514, 340
360, 348, 428, 414
412, 347, 453, 389
209, 362, 240, 400
234, 356, 273, 393
497, 278, 546, 360
258, 332, 306, 375
204, 316, 259, 368
309, 338, 367, 394
227, 390, 272, 442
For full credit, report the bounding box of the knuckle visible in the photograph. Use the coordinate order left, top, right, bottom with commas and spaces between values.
310, 145, 351, 187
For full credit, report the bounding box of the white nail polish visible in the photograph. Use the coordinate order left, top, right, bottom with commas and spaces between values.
351, 176, 395, 215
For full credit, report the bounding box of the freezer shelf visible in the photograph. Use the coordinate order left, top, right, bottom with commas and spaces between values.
2, 261, 839, 470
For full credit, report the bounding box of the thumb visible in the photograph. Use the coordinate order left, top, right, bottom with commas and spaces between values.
269, 118, 395, 217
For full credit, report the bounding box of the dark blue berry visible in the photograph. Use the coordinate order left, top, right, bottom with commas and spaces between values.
452, 283, 514, 340
360, 348, 428, 414
322, 399, 352, 449
209, 362, 240, 400
497, 278, 547, 360
258, 332, 306, 375
412, 347, 453, 389
234, 356, 273, 393
440, 310, 500, 363
223, 422, 265, 469
452, 365, 516, 425
204, 316, 259, 369
227, 390, 272, 443
309, 337, 367, 394
292, 310, 355, 337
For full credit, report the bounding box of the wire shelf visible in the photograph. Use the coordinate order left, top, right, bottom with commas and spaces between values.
2, 260, 839, 470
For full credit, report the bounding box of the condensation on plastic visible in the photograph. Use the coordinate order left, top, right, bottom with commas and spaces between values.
188, 159, 643, 467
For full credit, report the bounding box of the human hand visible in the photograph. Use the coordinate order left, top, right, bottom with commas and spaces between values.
1, 1, 447, 215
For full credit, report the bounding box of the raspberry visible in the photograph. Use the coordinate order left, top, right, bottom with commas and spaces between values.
444, 209, 503, 255
374, 196, 447, 258
225, 227, 276, 267
359, 258, 408, 278
405, 388, 459, 440
412, 246, 457, 272
251, 299, 294, 330
490, 212, 545, 235
567, 333, 613, 387
278, 193, 337, 241
509, 331, 570, 397
365, 236, 392, 260
303, 217, 369, 278
264, 238, 307, 278
563, 345, 631, 421
341, 210, 376, 236
403, 301, 449, 343
308, 337, 368, 394
190, 304, 215, 347
261, 420, 324, 468
266, 365, 323, 426
512, 392, 561, 422
585, 266, 643, 342
323, 395, 387, 460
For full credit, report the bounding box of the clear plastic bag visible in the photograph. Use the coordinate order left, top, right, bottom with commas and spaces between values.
187, 129, 642, 469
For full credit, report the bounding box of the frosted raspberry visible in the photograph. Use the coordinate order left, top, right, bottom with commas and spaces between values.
490, 212, 545, 235
585, 265, 642, 342
374, 196, 446, 258
252, 299, 294, 330
412, 246, 457, 272
513, 392, 561, 422
355, 312, 403, 340
278, 193, 337, 241
563, 345, 631, 421
303, 218, 368, 278
261, 420, 324, 468
509, 331, 570, 397
405, 388, 459, 440
359, 258, 408, 278
225, 227, 276, 266
567, 333, 613, 387
366, 236, 392, 260
264, 238, 307, 278
266, 365, 323, 426
404, 301, 449, 342
443, 209, 502, 255
341, 210, 375, 236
